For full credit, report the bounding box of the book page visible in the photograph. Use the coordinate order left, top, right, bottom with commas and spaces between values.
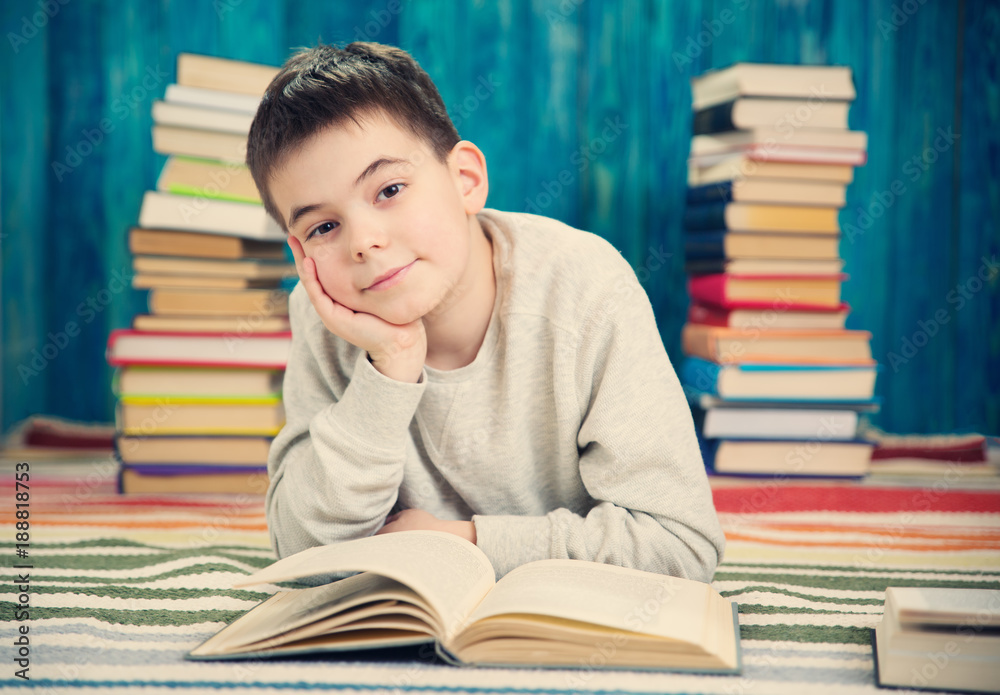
235, 531, 496, 634
192, 572, 429, 655
890, 587, 1000, 626
455, 559, 713, 647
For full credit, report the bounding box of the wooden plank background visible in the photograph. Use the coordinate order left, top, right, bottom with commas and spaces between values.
1, 0, 996, 435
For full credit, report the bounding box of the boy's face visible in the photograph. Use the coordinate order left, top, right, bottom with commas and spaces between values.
270, 115, 478, 326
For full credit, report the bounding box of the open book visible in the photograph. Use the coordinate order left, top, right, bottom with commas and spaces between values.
188, 530, 741, 672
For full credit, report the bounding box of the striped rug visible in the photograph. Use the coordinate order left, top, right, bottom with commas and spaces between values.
2, 459, 999, 694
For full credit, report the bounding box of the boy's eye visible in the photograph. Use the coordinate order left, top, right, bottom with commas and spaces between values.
376, 183, 404, 202
306, 221, 338, 240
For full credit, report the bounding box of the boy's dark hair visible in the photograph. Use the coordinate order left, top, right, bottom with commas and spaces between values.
246, 42, 460, 229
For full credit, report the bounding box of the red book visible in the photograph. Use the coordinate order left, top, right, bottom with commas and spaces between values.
687, 302, 850, 330
688, 273, 846, 310
106, 329, 291, 369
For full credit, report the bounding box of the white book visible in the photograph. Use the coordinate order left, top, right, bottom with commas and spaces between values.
152, 100, 254, 135
165, 84, 261, 115
701, 408, 859, 440
874, 587, 1000, 693
138, 191, 283, 241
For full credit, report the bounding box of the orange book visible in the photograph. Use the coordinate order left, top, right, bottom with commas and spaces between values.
682, 324, 874, 365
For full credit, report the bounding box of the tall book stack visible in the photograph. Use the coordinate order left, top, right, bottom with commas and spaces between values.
679, 63, 879, 478
106, 54, 292, 494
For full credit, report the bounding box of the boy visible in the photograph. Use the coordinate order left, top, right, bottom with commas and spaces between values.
247, 42, 725, 581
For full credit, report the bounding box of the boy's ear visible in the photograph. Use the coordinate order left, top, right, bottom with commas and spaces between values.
448, 141, 489, 215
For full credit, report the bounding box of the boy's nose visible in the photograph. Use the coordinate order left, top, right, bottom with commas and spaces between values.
348, 221, 388, 260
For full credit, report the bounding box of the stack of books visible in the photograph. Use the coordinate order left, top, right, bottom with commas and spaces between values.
680, 63, 879, 478
106, 54, 293, 494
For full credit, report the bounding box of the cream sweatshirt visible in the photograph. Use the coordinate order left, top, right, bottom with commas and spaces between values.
266, 208, 725, 581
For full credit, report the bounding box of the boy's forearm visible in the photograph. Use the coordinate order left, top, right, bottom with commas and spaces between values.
267, 350, 427, 558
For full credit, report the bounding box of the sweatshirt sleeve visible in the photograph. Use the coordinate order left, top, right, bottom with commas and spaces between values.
473, 264, 726, 582
265, 287, 427, 561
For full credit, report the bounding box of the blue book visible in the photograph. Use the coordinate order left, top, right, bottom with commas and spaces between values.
686, 181, 738, 206
680, 357, 878, 402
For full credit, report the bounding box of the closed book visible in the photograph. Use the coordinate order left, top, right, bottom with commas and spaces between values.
116, 435, 272, 465
157, 156, 262, 204
690, 405, 859, 440
685, 233, 841, 261
692, 97, 851, 134
866, 432, 987, 462
685, 258, 844, 277
152, 125, 250, 163
114, 366, 283, 398
116, 396, 285, 436
689, 157, 855, 186
687, 302, 850, 330
688, 392, 881, 412
873, 588, 1000, 693
165, 84, 260, 115
691, 128, 867, 157
133, 255, 293, 280
131, 314, 290, 333
151, 100, 254, 135
689, 144, 867, 168
700, 437, 873, 477
176, 53, 278, 96
106, 329, 291, 368
691, 63, 855, 110
128, 227, 286, 260
681, 324, 873, 365
686, 180, 847, 207
134, 273, 286, 291
688, 274, 845, 309
684, 202, 840, 233
680, 357, 878, 401
146, 288, 288, 317
138, 191, 283, 241
119, 466, 269, 495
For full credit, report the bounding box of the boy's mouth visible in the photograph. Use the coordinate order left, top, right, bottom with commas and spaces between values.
366, 260, 416, 291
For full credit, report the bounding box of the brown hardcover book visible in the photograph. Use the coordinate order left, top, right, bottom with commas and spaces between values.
131, 314, 290, 333
147, 288, 288, 317
128, 228, 286, 260
120, 467, 269, 495
133, 273, 284, 291
132, 255, 293, 280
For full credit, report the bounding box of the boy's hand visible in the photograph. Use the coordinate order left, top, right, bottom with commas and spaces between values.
376, 509, 477, 544
288, 235, 427, 382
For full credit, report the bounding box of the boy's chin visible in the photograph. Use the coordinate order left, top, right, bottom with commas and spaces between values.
366, 302, 428, 327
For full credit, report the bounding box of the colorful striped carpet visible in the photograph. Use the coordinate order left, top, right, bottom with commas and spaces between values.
2, 459, 999, 694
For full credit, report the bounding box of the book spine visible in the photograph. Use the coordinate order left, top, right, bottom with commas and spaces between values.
684, 232, 727, 260
680, 357, 723, 396
686, 181, 734, 206
684, 259, 727, 276
687, 303, 732, 327
687, 274, 729, 307
692, 100, 737, 135
684, 201, 728, 231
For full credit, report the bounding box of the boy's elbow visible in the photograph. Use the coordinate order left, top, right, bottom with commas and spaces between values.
678, 530, 723, 583
649, 516, 725, 583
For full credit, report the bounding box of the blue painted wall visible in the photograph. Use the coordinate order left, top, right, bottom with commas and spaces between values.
2, 0, 997, 435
